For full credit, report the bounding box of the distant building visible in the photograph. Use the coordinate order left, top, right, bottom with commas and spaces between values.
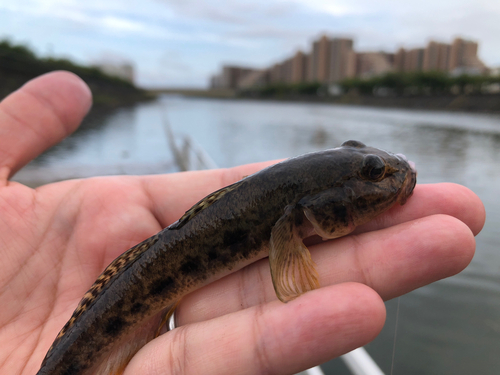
210, 74, 224, 89
209, 35, 490, 89
356, 52, 394, 79
423, 41, 451, 72
306, 35, 355, 83
449, 38, 488, 75
329, 38, 355, 82
406, 48, 425, 72
281, 57, 294, 83
310, 35, 331, 83
395, 48, 425, 73
210, 65, 257, 89
291, 51, 308, 83
306, 53, 314, 82
237, 70, 270, 89
269, 63, 283, 84
396, 38, 486, 75
394, 48, 405, 72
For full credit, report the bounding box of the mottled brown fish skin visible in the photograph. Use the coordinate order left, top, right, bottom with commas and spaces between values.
37, 140, 416, 375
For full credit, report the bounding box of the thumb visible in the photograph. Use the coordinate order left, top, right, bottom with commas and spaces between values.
0, 71, 92, 181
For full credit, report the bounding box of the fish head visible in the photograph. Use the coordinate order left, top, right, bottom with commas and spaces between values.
335, 140, 417, 226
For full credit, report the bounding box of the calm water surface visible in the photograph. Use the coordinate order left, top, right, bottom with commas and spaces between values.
16, 96, 500, 375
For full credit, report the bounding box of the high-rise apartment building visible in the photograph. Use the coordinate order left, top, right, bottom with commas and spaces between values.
269, 63, 282, 84
449, 38, 477, 70
305, 53, 314, 82
394, 47, 425, 73
291, 51, 307, 83
210, 65, 256, 89
423, 41, 451, 72
448, 38, 487, 74
394, 48, 406, 72
356, 52, 394, 78
329, 38, 355, 82
237, 70, 270, 89
406, 48, 425, 72
310, 35, 330, 83
282, 57, 294, 83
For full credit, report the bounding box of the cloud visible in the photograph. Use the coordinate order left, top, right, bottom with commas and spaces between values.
159, 0, 297, 24
100, 16, 146, 32
287, 0, 367, 16
2, 0, 500, 89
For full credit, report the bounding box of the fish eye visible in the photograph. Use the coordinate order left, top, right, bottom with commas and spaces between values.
361, 154, 386, 181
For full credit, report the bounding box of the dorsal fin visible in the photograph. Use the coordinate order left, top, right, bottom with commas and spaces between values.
170, 181, 243, 230
41, 234, 159, 366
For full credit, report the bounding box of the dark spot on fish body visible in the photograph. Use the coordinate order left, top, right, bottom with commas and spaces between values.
206, 247, 232, 267
223, 228, 248, 248
229, 242, 250, 259
207, 249, 218, 261
180, 257, 202, 275
228, 242, 238, 257
216, 252, 231, 266
130, 302, 144, 315
261, 226, 273, 242
105, 316, 125, 336
114, 298, 124, 311
62, 362, 81, 375
149, 276, 175, 296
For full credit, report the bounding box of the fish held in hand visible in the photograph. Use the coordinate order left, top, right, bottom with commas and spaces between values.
37, 140, 417, 375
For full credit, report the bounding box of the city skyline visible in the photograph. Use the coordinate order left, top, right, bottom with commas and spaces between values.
211, 35, 488, 90
1, 0, 499, 88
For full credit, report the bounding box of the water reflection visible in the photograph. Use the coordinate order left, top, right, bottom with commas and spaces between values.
32, 108, 121, 166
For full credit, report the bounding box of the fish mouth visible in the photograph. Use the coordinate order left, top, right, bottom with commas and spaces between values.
396, 154, 417, 205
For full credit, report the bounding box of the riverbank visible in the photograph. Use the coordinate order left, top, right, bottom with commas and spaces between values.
155, 88, 500, 113
319, 93, 500, 113
0, 40, 154, 111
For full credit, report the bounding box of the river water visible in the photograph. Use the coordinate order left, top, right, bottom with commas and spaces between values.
14, 96, 500, 374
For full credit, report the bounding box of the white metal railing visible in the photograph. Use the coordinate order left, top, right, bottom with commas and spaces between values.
162, 118, 217, 171
342, 348, 385, 375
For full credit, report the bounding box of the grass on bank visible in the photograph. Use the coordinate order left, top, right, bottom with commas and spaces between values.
0, 39, 151, 106
240, 72, 500, 98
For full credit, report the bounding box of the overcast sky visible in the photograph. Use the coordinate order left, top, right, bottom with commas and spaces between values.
1, 0, 500, 88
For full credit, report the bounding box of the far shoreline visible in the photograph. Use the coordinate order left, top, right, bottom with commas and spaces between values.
148, 88, 500, 114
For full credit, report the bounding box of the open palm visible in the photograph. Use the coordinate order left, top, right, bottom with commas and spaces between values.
0, 72, 485, 375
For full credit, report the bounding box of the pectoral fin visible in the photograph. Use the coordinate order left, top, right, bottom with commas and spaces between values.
269, 206, 320, 302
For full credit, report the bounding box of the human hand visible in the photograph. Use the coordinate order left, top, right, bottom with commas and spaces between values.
0, 72, 485, 375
